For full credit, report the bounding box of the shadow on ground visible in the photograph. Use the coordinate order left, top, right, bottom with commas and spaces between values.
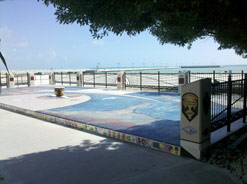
0, 139, 238, 184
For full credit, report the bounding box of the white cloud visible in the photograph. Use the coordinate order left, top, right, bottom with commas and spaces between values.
92, 39, 104, 46
16, 41, 29, 48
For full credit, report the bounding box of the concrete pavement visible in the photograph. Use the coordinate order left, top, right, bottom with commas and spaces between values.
0, 109, 239, 184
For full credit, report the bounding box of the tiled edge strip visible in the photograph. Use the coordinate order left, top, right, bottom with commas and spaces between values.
0, 103, 181, 156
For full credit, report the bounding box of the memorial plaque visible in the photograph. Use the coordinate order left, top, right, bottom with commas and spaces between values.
182, 93, 198, 121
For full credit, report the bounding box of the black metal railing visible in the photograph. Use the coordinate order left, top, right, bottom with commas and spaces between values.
14, 73, 28, 86
191, 71, 244, 84
54, 72, 77, 86
34, 72, 50, 85
52, 71, 246, 94
0, 73, 7, 87
211, 74, 247, 132
125, 72, 179, 91
83, 71, 118, 87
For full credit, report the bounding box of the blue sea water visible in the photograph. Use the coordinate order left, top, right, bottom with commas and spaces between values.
126, 65, 247, 73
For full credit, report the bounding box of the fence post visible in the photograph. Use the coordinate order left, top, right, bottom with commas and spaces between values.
0, 72, 1, 88
140, 72, 142, 91
188, 71, 191, 83
40, 73, 42, 84
76, 72, 82, 87
117, 72, 126, 90
61, 72, 63, 86
7, 73, 15, 88
241, 70, 244, 93
243, 74, 247, 123
69, 72, 71, 86
93, 71, 95, 88
227, 75, 232, 132
213, 70, 215, 83
105, 72, 107, 88
82, 72, 84, 87
158, 71, 160, 92
178, 71, 190, 93
16, 74, 19, 86
27, 72, 35, 87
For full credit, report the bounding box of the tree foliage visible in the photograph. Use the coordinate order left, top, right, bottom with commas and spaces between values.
40, 0, 247, 57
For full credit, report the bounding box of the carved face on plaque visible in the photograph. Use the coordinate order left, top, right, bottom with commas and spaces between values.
182, 93, 198, 122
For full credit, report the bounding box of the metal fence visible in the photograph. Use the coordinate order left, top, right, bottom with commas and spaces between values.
125, 72, 178, 91
83, 72, 118, 87
211, 75, 247, 132
51, 71, 246, 93
54, 72, 77, 86
34, 72, 50, 85
14, 73, 28, 86
0, 73, 7, 88
81, 71, 179, 91
190, 71, 244, 83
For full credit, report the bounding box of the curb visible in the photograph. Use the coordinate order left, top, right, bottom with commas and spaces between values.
0, 103, 181, 156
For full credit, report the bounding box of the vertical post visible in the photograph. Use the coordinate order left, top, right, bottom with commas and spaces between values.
49, 72, 55, 85
140, 71, 142, 91
0, 72, 1, 88
27, 73, 30, 87
26, 72, 28, 86
61, 72, 63, 85
213, 70, 216, 84
16, 75, 19, 86
212, 70, 216, 95
53, 72, 55, 85
7, 73, 15, 88
82, 72, 84, 87
158, 71, 160, 92
180, 78, 211, 159
117, 72, 126, 90
40, 73, 42, 84
76, 72, 82, 87
241, 70, 244, 94
27, 72, 35, 87
188, 71, 191, 83
243, 74, 247, 123
105, 72, 107, 88
6, 73, 7, 87
93, 71, 95, 88
227, 75, 232, 132
178, 71, 190, 93
69, 72, 71, 86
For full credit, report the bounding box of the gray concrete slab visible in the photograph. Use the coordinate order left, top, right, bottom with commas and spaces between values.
0, 109, 239, 184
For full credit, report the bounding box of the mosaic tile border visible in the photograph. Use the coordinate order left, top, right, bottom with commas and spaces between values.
0, 103, 181, 156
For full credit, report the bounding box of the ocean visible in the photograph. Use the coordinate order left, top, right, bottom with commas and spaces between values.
125, 65, 247, 73
1, 64, 247, 74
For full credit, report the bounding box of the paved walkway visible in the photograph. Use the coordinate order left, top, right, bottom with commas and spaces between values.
0, 109, 239, 184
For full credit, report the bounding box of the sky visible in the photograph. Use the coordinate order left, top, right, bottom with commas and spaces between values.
0, 0, 246, 70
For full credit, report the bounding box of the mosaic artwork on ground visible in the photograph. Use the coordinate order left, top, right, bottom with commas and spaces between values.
0, 86, 181, 146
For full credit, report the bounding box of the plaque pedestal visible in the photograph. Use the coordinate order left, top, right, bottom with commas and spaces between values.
180, 78, 211, 159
